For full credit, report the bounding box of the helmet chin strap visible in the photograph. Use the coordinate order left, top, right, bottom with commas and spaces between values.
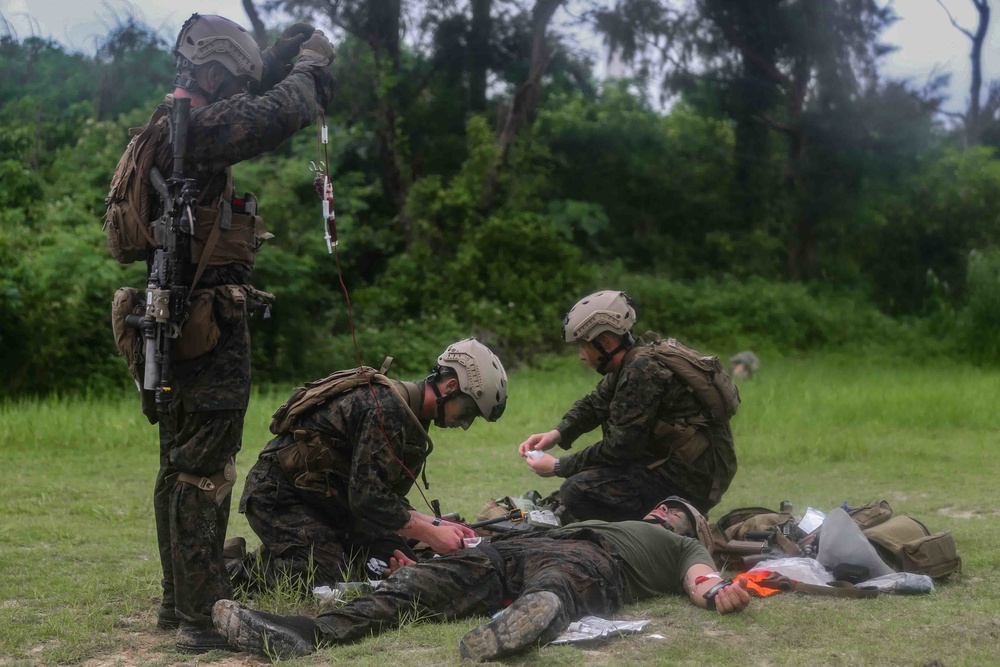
591, 332, 635, 375
427, 370, 458, 427
173, 66, 232, 104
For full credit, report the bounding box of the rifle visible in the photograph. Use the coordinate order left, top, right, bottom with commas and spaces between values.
128, 96, 198, 408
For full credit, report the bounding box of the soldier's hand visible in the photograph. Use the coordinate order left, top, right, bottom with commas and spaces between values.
384, 549, 416, 576
300, 29, 336, 63
525, 452, 557, 477
273, 23, 315, 65
423, 524, 467, 554
713, 579, 751, 614
518, 429, 561, 456
440, 519, 477, 539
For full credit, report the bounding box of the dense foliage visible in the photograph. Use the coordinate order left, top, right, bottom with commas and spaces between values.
1, 2, 999, 398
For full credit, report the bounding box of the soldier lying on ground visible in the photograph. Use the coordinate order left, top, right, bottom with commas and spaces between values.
233, 339, 508, 589
212, 497, 750, 662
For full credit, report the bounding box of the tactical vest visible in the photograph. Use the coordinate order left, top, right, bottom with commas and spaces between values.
104, 94, 271, 270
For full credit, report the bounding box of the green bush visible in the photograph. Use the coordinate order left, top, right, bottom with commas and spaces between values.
608, 273, 925, 356
959, 249, 1000, 363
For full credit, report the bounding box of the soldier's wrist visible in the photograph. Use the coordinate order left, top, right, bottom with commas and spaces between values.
552, 460, 563, 477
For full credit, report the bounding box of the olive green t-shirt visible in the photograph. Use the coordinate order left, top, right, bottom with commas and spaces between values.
557, 520, 715, 602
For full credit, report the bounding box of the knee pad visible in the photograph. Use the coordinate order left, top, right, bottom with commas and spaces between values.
176, 457, 237, 505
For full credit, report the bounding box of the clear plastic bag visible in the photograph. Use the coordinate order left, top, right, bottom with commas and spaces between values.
857, 572, 935, 594
747, 556, 834, 587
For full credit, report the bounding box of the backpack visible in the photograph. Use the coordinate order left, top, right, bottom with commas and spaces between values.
269, 358, 401, 436
104, 102, 170, 264
710, 500, 962, 580
851, 502, 962, 580
645, 332, 740, 421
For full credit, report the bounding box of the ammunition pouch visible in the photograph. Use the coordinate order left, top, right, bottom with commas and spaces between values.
176, 458, 237, 505
173, 284, 270, 361
111, 287, 157, 423
191, 194, 270, 270
275, 429, 349, 498
650, 415, 710, 466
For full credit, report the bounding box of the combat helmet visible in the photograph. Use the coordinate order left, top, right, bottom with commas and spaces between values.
562, 290, 637, 374
174, 14, 263, 84
650, 496, 714, 555
434, 338, 508, 422
562, 290, 637, 343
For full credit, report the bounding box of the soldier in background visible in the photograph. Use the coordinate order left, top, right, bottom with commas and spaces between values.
235, 339, 508, 590
729, 351, 761, 379
106, 14, 336, 652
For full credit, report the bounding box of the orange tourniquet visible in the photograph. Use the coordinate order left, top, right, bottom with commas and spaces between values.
734, 570, 783, 597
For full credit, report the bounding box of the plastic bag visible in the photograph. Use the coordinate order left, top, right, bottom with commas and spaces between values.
747, 556, 833, 587
817, 507, 895, 579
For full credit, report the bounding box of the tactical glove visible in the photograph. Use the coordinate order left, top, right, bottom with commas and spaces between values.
272, 23, 314, 66
299, 30, 336, 64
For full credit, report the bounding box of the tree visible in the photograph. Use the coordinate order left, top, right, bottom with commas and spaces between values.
589, 0, 899, 281
935, 0, 1000, 146
93, 18, 173, 121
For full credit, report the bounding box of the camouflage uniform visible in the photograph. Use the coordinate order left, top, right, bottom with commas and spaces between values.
151, 57, 334, 628
554, 339, 737, 519
239, 380, 432, 584
309, 521, 711, 643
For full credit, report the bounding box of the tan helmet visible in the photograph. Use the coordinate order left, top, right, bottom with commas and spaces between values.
436, 338, 508, 421
654, 496, 714, 555
562, 290, 637, 343
174, 14, 263, 83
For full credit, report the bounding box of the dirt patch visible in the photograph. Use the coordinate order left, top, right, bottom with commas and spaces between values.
81, 632, 269, 667
936, 506, 1000, 519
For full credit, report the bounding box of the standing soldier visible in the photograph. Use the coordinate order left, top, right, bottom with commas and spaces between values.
519, 291, 739, 519
105, 14, 335, 653
235, 339, 508, 589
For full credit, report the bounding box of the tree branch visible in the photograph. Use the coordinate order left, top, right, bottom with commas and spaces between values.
934, 0, 976, 40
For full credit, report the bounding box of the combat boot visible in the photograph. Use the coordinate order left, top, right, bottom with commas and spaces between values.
175, 622, 234, 654
458, 591, 569, 662
212, 599, 318, 659
156, 604, 180, 630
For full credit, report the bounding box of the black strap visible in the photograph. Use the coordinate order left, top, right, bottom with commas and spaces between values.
477, 542, 511, 601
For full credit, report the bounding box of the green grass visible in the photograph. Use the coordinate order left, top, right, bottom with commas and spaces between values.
1, 352, 998, 666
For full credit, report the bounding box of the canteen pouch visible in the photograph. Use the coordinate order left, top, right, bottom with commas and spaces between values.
848, 499, 893, 529
173, 289, 220, 361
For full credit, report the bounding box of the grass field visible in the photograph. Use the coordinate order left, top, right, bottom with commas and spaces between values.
1, 352, 998, 666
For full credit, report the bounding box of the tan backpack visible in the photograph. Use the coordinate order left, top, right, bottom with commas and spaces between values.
711, 500, 962, 580
645, 332, 741, 421
104, 103, 170, 264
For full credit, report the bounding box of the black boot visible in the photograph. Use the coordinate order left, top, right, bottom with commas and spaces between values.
175, 622, 235, 654
156, 604, 180, 631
